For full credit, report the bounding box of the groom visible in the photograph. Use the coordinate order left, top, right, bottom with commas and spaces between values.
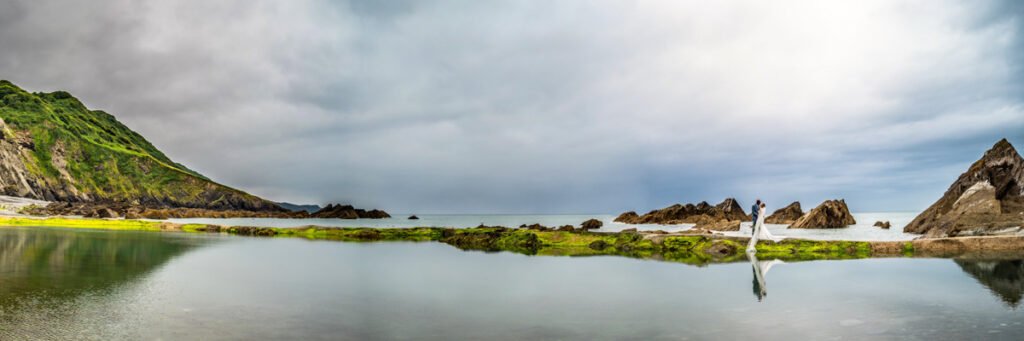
750, 199, 761, 235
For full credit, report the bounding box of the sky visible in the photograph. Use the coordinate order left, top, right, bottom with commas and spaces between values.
0, 0, 1021, 214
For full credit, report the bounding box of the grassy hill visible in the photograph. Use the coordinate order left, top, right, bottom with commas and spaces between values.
0, 80, 281, 211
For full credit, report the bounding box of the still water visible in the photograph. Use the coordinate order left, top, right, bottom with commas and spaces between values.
168, 212, 919, 241
1, 226, 1023, 340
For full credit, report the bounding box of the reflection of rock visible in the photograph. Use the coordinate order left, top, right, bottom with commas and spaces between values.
765, 202, 803, 224
954, 259, 1024, 308
906, 139, 1024, 237
613, 198, 748, 224
789, 199, 856, 229
873, 221, 891, 229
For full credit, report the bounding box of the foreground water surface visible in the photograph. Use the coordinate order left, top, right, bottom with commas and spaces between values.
1, 226, 1023, 340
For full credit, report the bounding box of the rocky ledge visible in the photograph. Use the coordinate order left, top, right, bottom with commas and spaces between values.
614, 198, 748, 225
905, 139, 1024, 238
23, 201, 391, 220
788, 199, 856, 229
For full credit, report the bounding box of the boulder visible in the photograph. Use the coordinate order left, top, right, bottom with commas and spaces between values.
873, 221, 891, 229
613, 211, 640, 224
788, 199, 856, 229
580, 219, 603, 231
765, 202, 803, 224
612, 198, 748, 225
905, 139, 1024, 237
95, 207, 119, 218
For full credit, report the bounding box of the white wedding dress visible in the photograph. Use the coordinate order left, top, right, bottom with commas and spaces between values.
746, 206, 781, 253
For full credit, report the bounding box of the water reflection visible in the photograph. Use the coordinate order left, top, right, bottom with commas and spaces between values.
955, 258, 1024, 309
746, 252, 785, 302
0, 227, 202, 307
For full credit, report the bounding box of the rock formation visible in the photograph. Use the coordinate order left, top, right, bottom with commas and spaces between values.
408, 215, 419, 220
0, 80, 282, 212
694, 217, 741, 231
905, 139, 1024, 237
613, 198, 748, 225
764, 202, 803, 224
873, 221, 891, 229
310, 204, 391, 219
580, 219, 603, 231
788, 199, 856, 229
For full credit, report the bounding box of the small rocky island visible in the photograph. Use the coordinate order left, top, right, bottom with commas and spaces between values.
788, 199, 856, 229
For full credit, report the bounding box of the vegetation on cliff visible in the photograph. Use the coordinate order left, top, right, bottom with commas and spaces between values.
0, 80, 280, 211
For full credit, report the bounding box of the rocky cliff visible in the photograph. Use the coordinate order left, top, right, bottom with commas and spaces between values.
614, 198, 748, 224
905, 139, 1024, 237
0, 80, 281, 211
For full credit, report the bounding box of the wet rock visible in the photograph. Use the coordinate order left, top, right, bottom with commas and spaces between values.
580, 219, 603, 231
765, 201, 803, 224
874, 221, 891, 229
589, 240, 610, 250
408, 215, 419, 220
612, 198, 748, 225
789, 199, 856, 229
704, 240, 737, 256
907, 139, 1024, 237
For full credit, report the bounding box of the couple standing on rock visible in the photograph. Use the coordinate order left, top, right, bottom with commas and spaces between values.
746, 199, 783, 253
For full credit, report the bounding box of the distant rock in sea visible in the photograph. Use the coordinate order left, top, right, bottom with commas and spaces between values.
874, 221, 891, 229
276, 202, 322, 213
904, 139, 1024, 237
788, 199, 856, 229
765, 202, 803, 224
613, 198, 748, 225
580, 219, 603, 231
311, 204, 391, 219
408, 215, 419, 220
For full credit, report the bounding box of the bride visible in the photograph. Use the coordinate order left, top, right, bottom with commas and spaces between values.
746, 201, 782, 253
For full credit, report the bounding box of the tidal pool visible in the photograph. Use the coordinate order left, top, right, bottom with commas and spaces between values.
0, 226, 1022, 340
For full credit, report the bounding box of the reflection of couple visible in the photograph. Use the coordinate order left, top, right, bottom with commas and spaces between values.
748, 252, 784, 302
746, 199, 782, 253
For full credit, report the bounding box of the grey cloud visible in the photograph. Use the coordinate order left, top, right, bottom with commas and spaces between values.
0, 0, 1021, 213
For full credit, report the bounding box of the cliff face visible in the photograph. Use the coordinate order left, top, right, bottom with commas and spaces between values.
905, 139, 1024, 237
0, 80, 282, 211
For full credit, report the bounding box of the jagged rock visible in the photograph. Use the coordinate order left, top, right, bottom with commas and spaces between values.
310, 204, 391, 219
614, 211, 639, 223
613, 198, 748, 224
408, 215, 419, 220
580, 219, 603, 231
874, 221, 891, 229
906, 139, 1024, 237
789, 199, 856, 229
765, 202, 803, 224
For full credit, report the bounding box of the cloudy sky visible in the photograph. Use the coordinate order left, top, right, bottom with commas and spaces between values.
0, 0, 1021, 214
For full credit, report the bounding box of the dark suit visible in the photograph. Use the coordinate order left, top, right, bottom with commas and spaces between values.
750, 204, 759, 235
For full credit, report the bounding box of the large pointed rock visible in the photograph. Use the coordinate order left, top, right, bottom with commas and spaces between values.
765, 201, 803, 224
788, 199, 856, 229
905, 139, 1024, 237
613, 198, 748, 225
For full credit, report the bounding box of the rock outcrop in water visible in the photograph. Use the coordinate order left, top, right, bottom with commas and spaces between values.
765, 202, 803, 224
874, 221, 891, 229
580, 219, 603, 231
614, 198, 748, 225
310, 204, 391, 219
788, 199, 856, 229
905, 139, 1024, 237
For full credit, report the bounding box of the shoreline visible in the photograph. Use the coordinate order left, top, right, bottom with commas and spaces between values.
2, 215, 1023, 265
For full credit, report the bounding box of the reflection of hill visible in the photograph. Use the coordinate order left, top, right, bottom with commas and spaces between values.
0, 227, 200, 305
954, 259, 1024, 308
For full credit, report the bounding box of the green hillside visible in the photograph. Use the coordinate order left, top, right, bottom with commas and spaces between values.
0, 80, 280, 211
